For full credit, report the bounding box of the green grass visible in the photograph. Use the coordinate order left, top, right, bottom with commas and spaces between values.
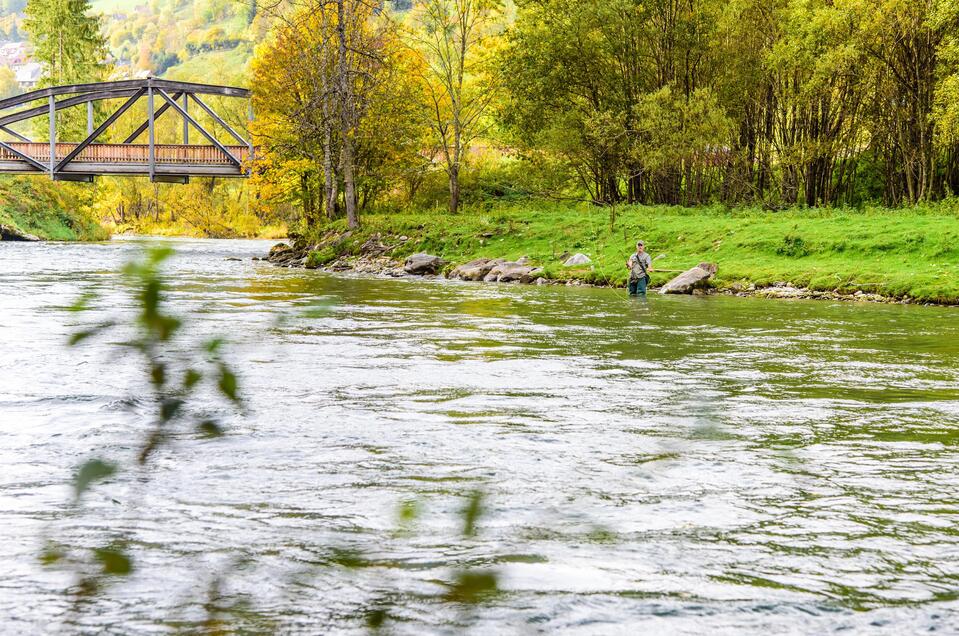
0, 177, 108, 241
308, 201, 959, 303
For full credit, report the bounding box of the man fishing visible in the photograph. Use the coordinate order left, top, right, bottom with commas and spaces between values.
626, 240, 653, 296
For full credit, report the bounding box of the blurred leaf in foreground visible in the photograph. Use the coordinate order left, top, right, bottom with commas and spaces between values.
74, 459, 116, 499
444, 571, 499, 604
462, 490, 484, 537
93, 545, 134, 575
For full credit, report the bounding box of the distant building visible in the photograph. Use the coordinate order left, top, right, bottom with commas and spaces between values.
0, 41, 29, 67
14, 62, 41, 89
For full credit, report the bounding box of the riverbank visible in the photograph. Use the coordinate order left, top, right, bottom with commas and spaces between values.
275, 202, 959, 304
0, 177, 107, 241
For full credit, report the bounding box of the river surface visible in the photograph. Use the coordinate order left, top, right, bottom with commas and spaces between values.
2, 237, 959, 634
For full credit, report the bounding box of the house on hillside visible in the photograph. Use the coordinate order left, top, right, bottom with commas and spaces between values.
14, 62, 40, 89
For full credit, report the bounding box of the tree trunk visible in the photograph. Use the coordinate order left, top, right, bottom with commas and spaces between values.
336, 0, 359, 229
448, 163, 460, 213
321, 51, 337, 220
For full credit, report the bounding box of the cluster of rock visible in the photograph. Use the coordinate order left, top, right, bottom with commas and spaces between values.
0, 224, 40, 241
262, 232, 724, 295
738, 282, 906, 303
448, 257, 543, 283
264, 242, 309, 267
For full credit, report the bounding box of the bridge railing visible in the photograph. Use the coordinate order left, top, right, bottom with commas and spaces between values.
0, 142, 252, 166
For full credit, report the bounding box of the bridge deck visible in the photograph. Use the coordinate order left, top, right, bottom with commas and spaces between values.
0, 142, 251, 177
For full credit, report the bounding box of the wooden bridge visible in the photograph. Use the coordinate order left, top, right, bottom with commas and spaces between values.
0, 78, 253, 183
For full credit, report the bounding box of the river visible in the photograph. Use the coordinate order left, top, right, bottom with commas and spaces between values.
2, 237, 959, 634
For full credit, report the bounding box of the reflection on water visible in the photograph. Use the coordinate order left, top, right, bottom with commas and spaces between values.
2, 237, 959, 633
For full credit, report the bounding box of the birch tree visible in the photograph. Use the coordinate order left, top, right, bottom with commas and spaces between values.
412, 0, 501, 213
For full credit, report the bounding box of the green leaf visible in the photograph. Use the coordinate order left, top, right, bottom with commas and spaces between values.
156, 315, 181, 342
39, 543, 65, 566
366, 607, 388, 629
183, 368, 202, 390
93, 546, 133, 575
205, 337, 225, 354
68, 329, 99, 346
67, 321, 114, 346
74, 459, 116, 498
462, 490, 484, 537
444, 571, 499, 603
150, 362, 166, 387
197, 420, 223, 438
66, 291, 97, 313
159, 398, 183, 422
217, 364, 240, 403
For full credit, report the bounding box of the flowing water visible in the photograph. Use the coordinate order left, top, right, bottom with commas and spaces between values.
2, 237, 959, 634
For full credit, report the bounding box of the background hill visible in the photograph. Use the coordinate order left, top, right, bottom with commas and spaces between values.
0, 0, 259, 88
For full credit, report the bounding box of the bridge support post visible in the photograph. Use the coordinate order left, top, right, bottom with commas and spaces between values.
48, 96, 55, 177
182, 92, 189, 144
86, 101, 93, 136
147, 84, 155, 181
247, 102, 254, 171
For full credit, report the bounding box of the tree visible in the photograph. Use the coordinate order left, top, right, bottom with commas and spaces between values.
24, 0, 108, 139
411, 0, 501, 213
24, 0, 107, 85
335, 0, 360, 228
251, 0, 427, 230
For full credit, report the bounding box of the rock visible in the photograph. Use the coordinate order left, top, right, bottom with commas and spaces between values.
225, 257, 242, 261
483, 261, 537, 283
522, 268, 545, 284
404, 252, 446, 275
269, 242, 292, 258
450, 258, 504, 281
516, 256, 530, 265
360, 233, 388, 255
0, 224, 40, 241
563, 253, 591, 266
659, 262, 718, 295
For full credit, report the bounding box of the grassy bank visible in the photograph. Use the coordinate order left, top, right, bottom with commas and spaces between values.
308, 201, 959, 303
0, 177, 108, 241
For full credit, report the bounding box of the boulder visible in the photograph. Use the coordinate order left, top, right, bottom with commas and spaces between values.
659, 262, 718, 294
450, 257, 504, 281
0, 224, 40, 241
563, 253, 591, 266
483, 261, 539, 283
404, 252, 446, 275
